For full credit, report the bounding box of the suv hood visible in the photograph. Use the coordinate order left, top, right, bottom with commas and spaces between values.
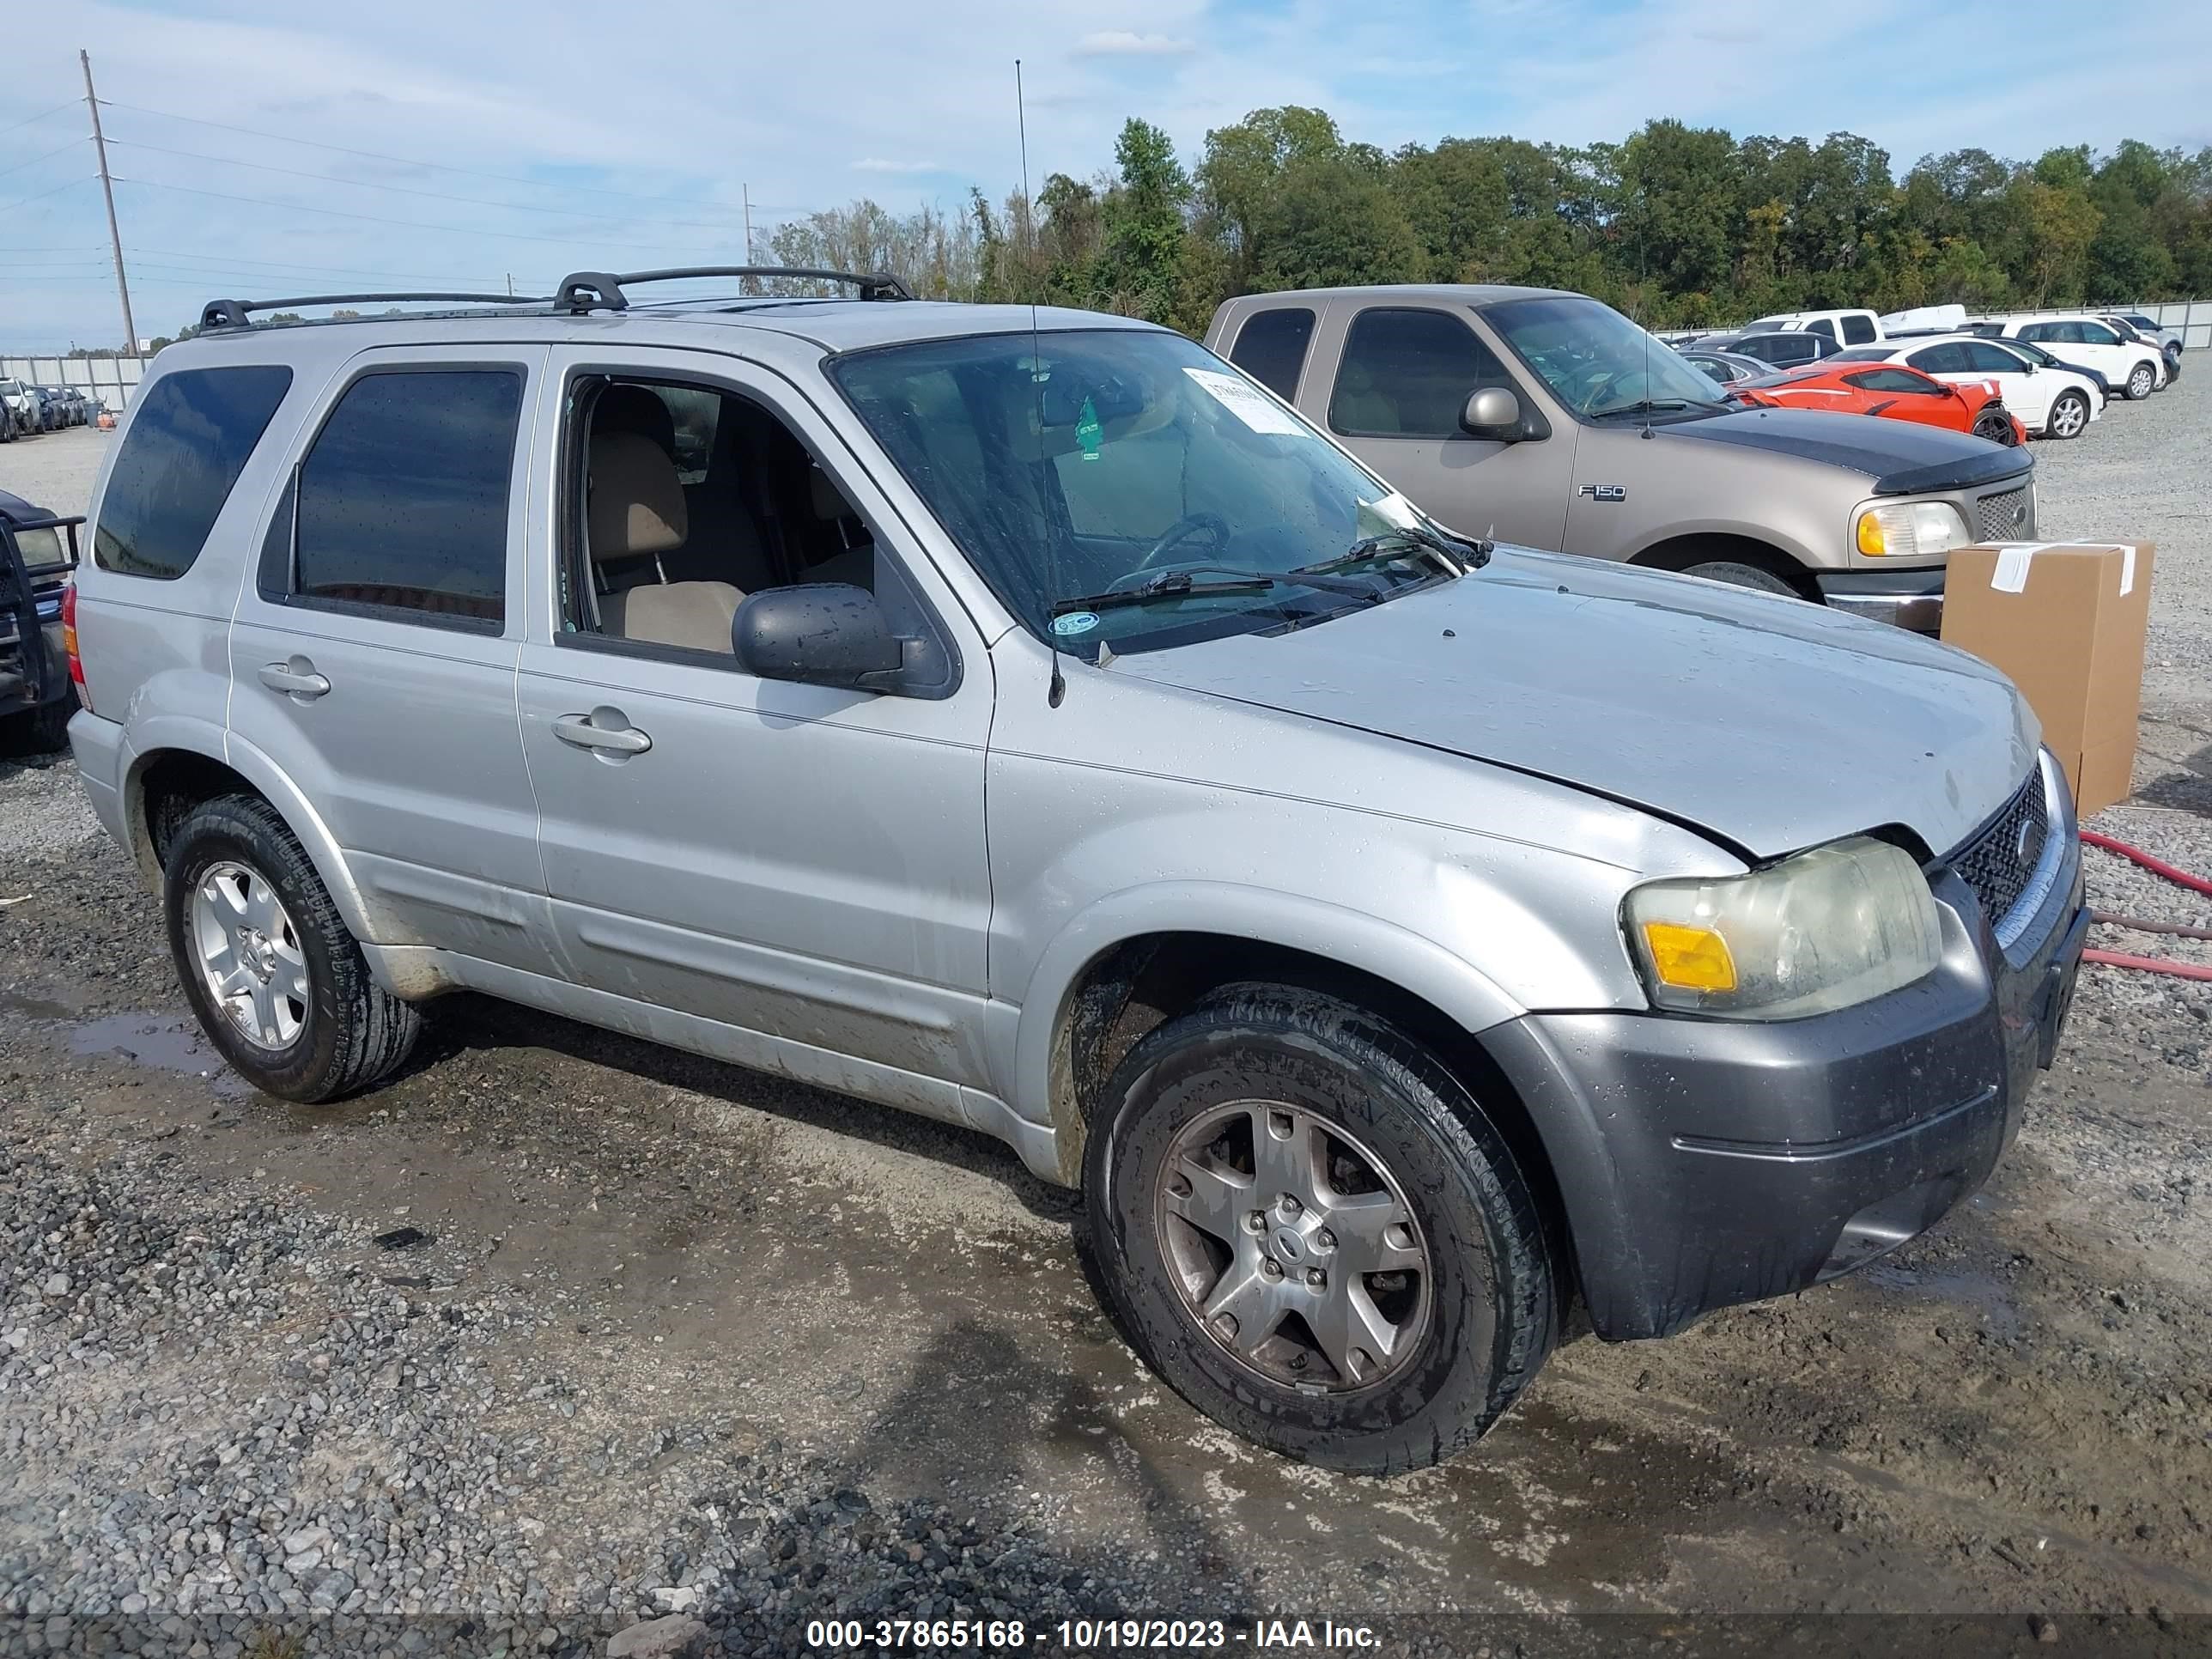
1668, 406, 2033, 495
1111, 549, 2037, 862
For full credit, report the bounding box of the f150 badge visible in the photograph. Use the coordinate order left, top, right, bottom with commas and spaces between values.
1577, 483, 1626, 502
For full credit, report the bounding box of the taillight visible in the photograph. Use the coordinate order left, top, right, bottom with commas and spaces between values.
62, 580, 91, 714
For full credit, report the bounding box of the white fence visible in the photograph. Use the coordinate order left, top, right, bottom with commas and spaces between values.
1, 355, 144, 410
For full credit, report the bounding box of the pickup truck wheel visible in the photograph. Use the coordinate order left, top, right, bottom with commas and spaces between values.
1085, 984, 1555, 1473
164, 794, 420, 1103
2045, 390, 2090, 440
1680, 559, 1799, 599
2125, 362, 2156, 400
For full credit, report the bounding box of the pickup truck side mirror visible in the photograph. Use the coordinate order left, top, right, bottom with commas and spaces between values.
1462, 386, 1526, 440
733, 585, 907, 693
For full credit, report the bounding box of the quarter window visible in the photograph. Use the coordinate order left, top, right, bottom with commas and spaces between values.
282, 369, 522, 627
1229, 307, 1316, 400
93, 365, 292, 580
1330, 307, 1513, 439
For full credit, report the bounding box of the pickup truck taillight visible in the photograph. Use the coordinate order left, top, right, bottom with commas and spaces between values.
61, 580, 91, 715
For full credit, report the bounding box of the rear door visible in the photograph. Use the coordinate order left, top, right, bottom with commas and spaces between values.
227, 344, 561, 975
1306, 300, 1574, 548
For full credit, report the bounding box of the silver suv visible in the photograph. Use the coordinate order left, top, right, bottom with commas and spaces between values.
68, 270, 2087, 1473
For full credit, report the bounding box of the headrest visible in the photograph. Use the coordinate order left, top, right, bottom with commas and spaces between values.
594, 384, 677, 456
588, 431, 687, 562
809, 466, 852, 523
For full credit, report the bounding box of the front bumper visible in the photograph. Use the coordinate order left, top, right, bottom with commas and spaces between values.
1488, 770, 2085, 1342
1814, 565, 1945, 635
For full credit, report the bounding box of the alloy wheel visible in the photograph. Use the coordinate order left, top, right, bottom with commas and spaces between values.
1154, 1100, 1432, 1392
189, 860, 309, 1050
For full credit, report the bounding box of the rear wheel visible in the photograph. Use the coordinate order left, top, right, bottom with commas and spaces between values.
2045, 390, 2090, 440
2125, 362, 2156, 400
164, 794, 420, 1102
1085, 984, 1556, 1474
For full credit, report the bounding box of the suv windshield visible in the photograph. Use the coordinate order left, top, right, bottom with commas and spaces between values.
829, 329, 1454, 654
1480, 296, 1727, 420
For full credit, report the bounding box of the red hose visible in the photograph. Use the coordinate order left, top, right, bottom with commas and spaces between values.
2080, 829, 2212, 897
2077, 830, 2212, 981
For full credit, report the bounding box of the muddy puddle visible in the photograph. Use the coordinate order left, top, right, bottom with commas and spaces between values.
28, 1003, 258, 1100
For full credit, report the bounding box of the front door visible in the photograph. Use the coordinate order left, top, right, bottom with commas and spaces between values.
227, 345, 561, 975
513, 348, 996, 1107
1310, 301, 1576, 550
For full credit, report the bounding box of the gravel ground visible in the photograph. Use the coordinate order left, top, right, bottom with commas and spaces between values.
3, 384, 2210, 1659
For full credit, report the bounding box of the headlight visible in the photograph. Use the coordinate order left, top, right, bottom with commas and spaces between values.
1855, 501, 1969, 559
1623, 836, 1942, 1018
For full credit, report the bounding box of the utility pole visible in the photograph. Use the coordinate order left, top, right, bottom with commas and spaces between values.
506, 272, 514, 297
81, 50, 137, 356
742, 183, 755, 294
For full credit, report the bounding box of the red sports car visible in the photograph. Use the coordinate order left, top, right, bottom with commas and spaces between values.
1733, 362, 2027, 447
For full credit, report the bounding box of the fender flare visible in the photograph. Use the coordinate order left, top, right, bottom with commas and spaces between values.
121, 721, 382, 946
1010, 881, 1526, 1183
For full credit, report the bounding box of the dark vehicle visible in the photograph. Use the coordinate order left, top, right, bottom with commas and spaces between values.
1695, 329, 1843, 369
1678, 347, 1776, 386
0, 489, 84, 750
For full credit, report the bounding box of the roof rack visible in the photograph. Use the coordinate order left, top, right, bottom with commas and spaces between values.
198, 292, 549, 331
552, 266, 915, 314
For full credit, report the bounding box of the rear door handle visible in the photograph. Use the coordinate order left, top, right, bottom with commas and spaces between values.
258, 659, 331, 700
553, 710, 652, 757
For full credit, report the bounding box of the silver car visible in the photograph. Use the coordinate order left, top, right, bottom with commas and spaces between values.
68, 271, 2087, 1473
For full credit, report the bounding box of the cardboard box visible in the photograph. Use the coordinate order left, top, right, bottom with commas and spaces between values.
1940, 541, 2153, 817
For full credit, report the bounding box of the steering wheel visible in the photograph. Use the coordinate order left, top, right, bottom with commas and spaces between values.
1118, 512, 1231, 583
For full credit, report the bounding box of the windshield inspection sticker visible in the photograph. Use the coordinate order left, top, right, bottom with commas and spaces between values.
1183, 367, 1304, 435
1053, 611, 1101, 636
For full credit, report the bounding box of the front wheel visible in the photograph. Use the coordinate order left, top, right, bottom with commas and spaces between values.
1972, 409, 2019, 447
2045, 389, 2090, 440
1085, 985, 1557, 1474
165, 794, 421, 1102
1681, 559, 1802, 599
2125, 362, 2156, 400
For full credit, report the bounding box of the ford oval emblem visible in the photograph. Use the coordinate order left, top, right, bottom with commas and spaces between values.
2014, 817, 2037, 861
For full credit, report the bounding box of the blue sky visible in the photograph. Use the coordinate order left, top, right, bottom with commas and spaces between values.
5, 0, 2209, 350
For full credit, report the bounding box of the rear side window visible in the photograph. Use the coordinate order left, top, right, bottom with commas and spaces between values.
1229, 307, 1316, 400
94, 365, 292, 580
278, 368, 522, 628
1330, 307, 1512, 439
1840, 314, 1876, 345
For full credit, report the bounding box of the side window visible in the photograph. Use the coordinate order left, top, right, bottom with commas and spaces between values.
278, 369, 522, 627
1806, 318, 1838, 340
2076, 321, 2118, 347
1841, 314, 1877, 345
1848, 368, 1942, 394
1229, 307, 1316, 400
1962, 342, 2022, 374
93, 365, 292, 580
2018, 323, 2052, 343
1330, 307, 1512, 438
1908, 343, 1969, 374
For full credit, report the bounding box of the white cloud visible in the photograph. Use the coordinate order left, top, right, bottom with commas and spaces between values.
1074, 30, 1198, 57
852, 158, 945, 174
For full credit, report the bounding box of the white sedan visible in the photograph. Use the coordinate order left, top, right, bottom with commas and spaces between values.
1827, 335, 2102, 440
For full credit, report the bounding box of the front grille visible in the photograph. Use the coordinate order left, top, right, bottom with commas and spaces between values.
1975, 485, 2032, 542
1950, 772, 2050, 935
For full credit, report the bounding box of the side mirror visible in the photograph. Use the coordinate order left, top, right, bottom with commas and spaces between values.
733, 585, 904, 692
1462, 386, 1523, 438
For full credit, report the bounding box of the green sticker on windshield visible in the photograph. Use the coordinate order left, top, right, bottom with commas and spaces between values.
1076, 395, 1102, 461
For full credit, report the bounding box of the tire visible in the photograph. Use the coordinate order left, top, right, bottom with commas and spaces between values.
10, 689, 76, 754
2045, 389, 2090, 441
2125, 362, 2156, 400
164, 793, 421, 1103
1680, 559, 1801, 599
1085, 983, 1557, 1474
1972, 410, 2018, 447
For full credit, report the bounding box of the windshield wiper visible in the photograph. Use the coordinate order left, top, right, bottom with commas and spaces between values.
1587, 397, 1724, 420
1301, 523, 1489, 576
1051, 564, 1377, 617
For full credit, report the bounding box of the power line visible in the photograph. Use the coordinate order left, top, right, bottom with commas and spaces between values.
100, 97, 775, 216
112, 175, 744, 253
130, 247, 550, 288
0, 137, 84, 184
104, 137, 747, 234
0, 175, 91, 216
0, 101, 79, 140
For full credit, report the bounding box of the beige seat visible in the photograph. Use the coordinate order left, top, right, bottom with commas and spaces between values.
589, 429, 743, 653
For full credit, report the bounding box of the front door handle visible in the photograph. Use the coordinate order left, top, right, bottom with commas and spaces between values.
258, 659, 331, 700
553, 710, 652, 757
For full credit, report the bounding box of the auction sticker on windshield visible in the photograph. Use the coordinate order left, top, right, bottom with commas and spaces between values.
1053, 611, 1101, 635
1184, 367, 1304, 434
